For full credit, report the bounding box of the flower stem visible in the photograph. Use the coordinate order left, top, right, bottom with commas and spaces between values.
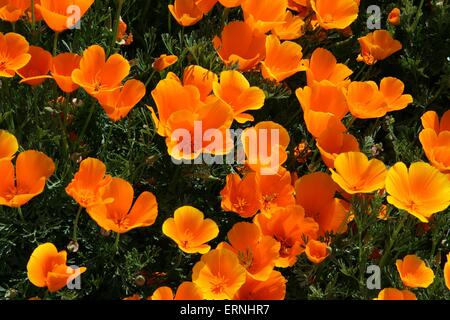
110, 0, 124, 54
52, 32, 59, 56
17, 207, 25, 223
72, 206, 83, 242
114, 232, 121, 253
78, 102, 96, 144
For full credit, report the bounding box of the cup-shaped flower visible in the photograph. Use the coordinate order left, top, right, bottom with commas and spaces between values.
388, 8, 401, 26
51, 52, 81, 93
0, 150, 55, 208
162, 206, 219, 254
419, 128, 450, 173
385, 162, 450, 222
213, 70, 265, 124
65, 158, 112, 208
305, 239, 330, 264
0, 130, 18, 160
330, 152, 387, 194
357, 30, 402, 65
27, 243, 86, 292
233, 271, 286, 300
346, 81, 388, 119
168, 0, 203, 27
396, 254, 435, 288
152, 54, 178, 72
220, 172, 261, 218
0, 32, 31, 78
374, 288, 416, 300
213, 21, 266, 71
379, 77, 413, 111
306, 48, 353, 87
316, 128, 360, 168
295, 172, 349, 235
16, 45, 52, 86
192, 248, 247, 300
241, 121, 290, 174
261, 35, 306, 82
86, 177, 158, 234
71, 45, 130, 97
241, 0, 287, 34
218, 222, 280, 281
0, 0, 30, 22
254, 205, 319, 267
96, 79, 146, 122
310, 0, 359, 30
36, 0, 94, 32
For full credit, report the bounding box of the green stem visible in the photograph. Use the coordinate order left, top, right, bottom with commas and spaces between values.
411, 0, 425, 33
78, 102, 96, 144
144, 70, 156, 87
17, 207, 25, 223
110, 0, 124, 54
114, 232, 121, 253
72, 206, 83, 242
52, 32, 59, 56
379, 213, 408, 269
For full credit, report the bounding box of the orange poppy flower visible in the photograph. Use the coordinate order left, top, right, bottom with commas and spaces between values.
0, 150, 55, 208
16, 45, 52, 86
254, 205, 319, 267
50, 52, 81, 93
346, 81, 387, 119
444, 253, 450, 290
272, 11, 305, 40
192, 248, 247, 300
330, 152, 387, 194
357, 30, 402, 65
0, 32, 31, 78
168, 0, 203, 27
213, 70, 265, 123
419, 129, 450, 173
421, 110, 450, 133
162, 206, 219, 254
396, 254, 435, 288
150, 282, 203, 300
65, 158, 112, 208
149, 77, 204, 137
86, 177, 158, 234
0, 0, 30, 22
379, 77, 413, 111
385, 162, 450, 222
96, 79, 146, 122
182, 65, 218, 101
234, 270, 286, 300
256, 167, 295, 215
305, 239, 330, 264
310, 0, 359, 30
36, 0, 93, 32
295, 172, 349, 235
164, 99, 234, 160
220, 172, 261, 218
0, 130, 18, 160
71, 45, 130, 97
261, 35, 307, 82
306, 48, 353, 87
27, 242, 86, 292
316, 128, 360, 168
388, 8, 401, 26
213, 21, 266, 71
241, 0, 287, 34
218, 222, 280, 281
241, 121, 290, 174
374, 288, 417, 300
152, 54, 178, 72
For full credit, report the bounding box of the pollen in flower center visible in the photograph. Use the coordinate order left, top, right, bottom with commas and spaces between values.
210, 274, 228, 295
